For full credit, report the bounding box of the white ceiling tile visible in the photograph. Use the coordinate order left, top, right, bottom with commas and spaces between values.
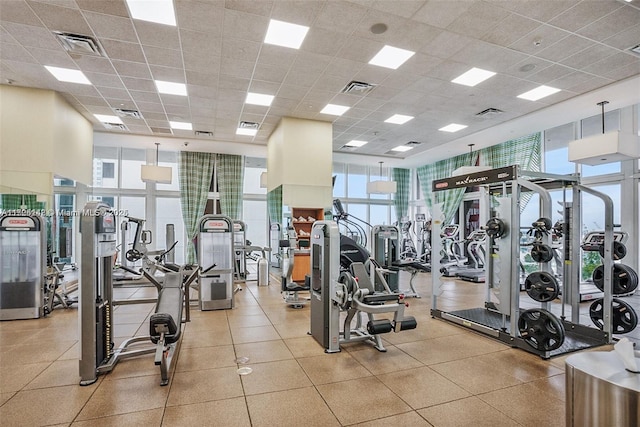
137, 111, 166, 121
1, 21, 61, 50
549, 70, 594, 90
134, 21, 181, 50
301, 26, 349, 57
565, 75, 614, 94
371, 0, 423, 18
0, 42, 36, 62
351, 65, 393, 85
186, 70, 219, 87
603, 61, 640, 81
495, 0, 576, 22
582, 52, 639, 76
247, 79, 280, 94
271, 0, 324, 25
121, 76, 156, 92
57, 82, 101, 96
256, 44, 298, 67
601, 24, 640, 50
138, 103, 166, 114
27, 1, 92, 34
336, 36, 384, 63
222, 9, 269, 43
183, 49, 221, 73
481, 13, 540, 47
1, 0, 43, 26
312, 74, 349, 92
83, 11, 137, 42
220, 59, 255, 79
218, 75, 251, 91
112, 60, 152, 79
76, 0, 130, 17
526, 63, 574, 84
187, 85, 217, 99
451, 40, 529, 73
176, 0, 225, 33
549, 0, 622, 33
163, 104, 190, 118
148, 65, 185, 82
291, 52, 333, 73
252, 64, 290, 84
283, 70, 320, 87
73, 94, 109, 107
97, 86, 131, 100
143, 45, 184, 68
560, 44, 617, 70
180, 29, 222, 55
224, 0, 274, 17
508, 24, 570, 56
534, 35, 593, 63
395, 53, 443, 78
446, 1, 511, 39
412, 0, 473, 29
221, 38, 261, 63
314, 1, 368, 34
125, 124, 151, 133
74, 55, 116, 74
85, 71, 125, 89
419, 29, 474, 60
326, 57, 365, 78
503, 57, 554, 79
276, 84, 309, 100
578, 6, 640, 42
101, 39, 146, 62
146, 118, 171, 127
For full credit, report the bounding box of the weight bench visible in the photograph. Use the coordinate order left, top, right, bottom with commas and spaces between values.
149, 272, 184, 386
341, 262, 417, 351
393, 259, 430, 298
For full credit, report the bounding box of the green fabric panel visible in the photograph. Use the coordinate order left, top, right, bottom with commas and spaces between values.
0, 195, 45, 211
215, 154, 244, 220
267, 186, 282, 226
392, 168, 410, 222
179, 151, 215, 264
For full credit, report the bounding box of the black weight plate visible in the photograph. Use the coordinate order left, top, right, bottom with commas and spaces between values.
533, 217, 552, 231
589, 298, 638, 334
518, 308, 565, 351
524, 271, 560, 302
531, 243, 554, 263
598, 240, 627, 261
593, 264, 639, 295
485, 218, 506, 238
125, 249, 142, 262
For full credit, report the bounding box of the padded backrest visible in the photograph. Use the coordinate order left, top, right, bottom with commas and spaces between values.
350, 262, 374, 293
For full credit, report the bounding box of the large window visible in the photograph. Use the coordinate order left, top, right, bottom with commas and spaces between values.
121, 148, 146, 189
580, 110, 621, 177
156, 197, 185, 264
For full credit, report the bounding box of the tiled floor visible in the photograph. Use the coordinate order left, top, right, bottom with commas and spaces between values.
0, 268, 621, 426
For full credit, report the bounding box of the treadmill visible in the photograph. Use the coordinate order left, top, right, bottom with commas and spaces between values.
456, 230, 487, 283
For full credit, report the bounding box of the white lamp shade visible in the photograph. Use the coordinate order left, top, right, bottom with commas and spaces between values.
452, 166, 492, 176
568, 131, 639, 166
260, 172, 268, 188
141, 165, 172, 184
366, 180, 397, 194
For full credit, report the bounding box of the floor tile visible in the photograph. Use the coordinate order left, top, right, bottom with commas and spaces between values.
0, 384, 93, 425
431, 357, 523, 394
246, 386, 340, 427
240, 359, 312, 395
24, 359, 80, 389
71, 408, 163, 426
76, 375, 169, 420
0, 340, 76, 365
162, 397, 250, 427
180, 328, 233, 348
0, 392, 16, 407
418, 396, 520, 427
227, 313, 272, 328
234, 339, 294, 364
0, 362, 49, 393
167, 366, 244, 406
175, 345, 236, 372
529, 374, 566, 402
231, 325, 281, 344
104, 352, 163, 380
397, 333, 503, 365
297, 351, 372, 384
349, 344, 424, 375
474, 348, 564, 382
352, 411, 433, 426
273, 319, 311, 339
377, 366, 470, 409
317, 376, 411, 425
478, 382, 565, 427
284, 336, 327, 358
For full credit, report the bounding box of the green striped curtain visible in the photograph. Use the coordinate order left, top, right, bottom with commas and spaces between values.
179, 151, 215, 264
267, 185, 282, 226
479, 132, 542, 212
416, 152, 478, 223
392, 168, 410, 222
0, 194, 45, 211
215, 154, 244, 220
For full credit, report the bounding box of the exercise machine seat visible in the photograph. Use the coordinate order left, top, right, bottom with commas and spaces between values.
149, 273, 184, 345
350, 262, 399, 303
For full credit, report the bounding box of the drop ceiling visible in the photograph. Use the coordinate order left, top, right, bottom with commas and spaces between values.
1, 0, 639, 167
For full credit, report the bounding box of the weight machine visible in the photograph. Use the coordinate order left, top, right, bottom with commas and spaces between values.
430, 165, 623, 359
0, 212, 46, 320
415, 213, 431, 264
197, 215, 236, 310
309, 221, 417, 353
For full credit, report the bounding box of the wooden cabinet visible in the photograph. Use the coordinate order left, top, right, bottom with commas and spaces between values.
291, 207, 323, 282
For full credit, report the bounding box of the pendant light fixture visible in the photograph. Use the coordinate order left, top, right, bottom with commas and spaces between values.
141, 142, 172, 184
452, 143, 490, 176
366, 161, 397, 194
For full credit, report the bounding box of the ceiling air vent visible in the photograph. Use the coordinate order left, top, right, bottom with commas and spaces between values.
195, 130, 213, 137
151, 127, 173, 134
476, 107, 504, 118
406, 141, 422, 146
103, 123, 127, 131
54, 32, 103, 56
629, 44, 640, 57
114, 108, 142, 119
341, 80, 376, 95
239, 121, 259, 129
339, 145, 358, 151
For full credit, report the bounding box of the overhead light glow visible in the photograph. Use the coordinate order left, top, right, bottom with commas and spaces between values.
451, 67, 496, 87
126, 0, 176, 26
44, 66, 91, 85
385, 114, 414, 125
391, 145, 413, 152
345, 140, 368, 147
169, 121, 192, 130
155, 80, 187, 96
264, 19, 309, 49
94, 114, 123, 124
246, 92, 275, 107
517, 85, 561, 101
320, 104, 350, 116
368, 45, 415, 69
236, 128, 258, 136
439, 123, 468, 133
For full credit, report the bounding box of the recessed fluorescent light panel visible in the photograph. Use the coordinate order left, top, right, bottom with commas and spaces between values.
369, 45, 415, 69
155, 80, 187, 96
517, 85, 561, 101
94, 114, 123, 124
320, 104, 350, 116
345, 140, 368, 147
44, 66, 91, 84
264, 19, 309, 49
246, 92, 275, 107
236, 128, 258, 136
451, 67, 496, 87
126, 0, 176, 26
439, 123, 468, 133
391, 145, 413, 152
169, 121, 192, 130
385, 114, 414, 125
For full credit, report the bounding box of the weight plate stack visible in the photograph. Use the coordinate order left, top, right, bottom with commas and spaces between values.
592, 264, 639, 295
518, 308, 565, 352
531, 243, 554, 263
524, 271, 560, 302
589, 298, 638, 334
485, 218, 506, 239
598, 241, 627, 260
